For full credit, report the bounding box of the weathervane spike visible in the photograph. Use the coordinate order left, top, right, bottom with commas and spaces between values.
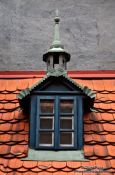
56, 9, 59, 17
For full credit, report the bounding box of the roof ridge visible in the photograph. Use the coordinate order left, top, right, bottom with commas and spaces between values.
0, 70, 115, 79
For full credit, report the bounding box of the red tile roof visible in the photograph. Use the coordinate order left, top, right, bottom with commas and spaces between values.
0, 70, 115, 174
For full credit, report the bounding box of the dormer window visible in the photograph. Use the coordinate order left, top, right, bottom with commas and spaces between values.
20, 71, 95, 151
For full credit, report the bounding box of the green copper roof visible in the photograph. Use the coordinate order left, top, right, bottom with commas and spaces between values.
43, 10, 70, 62
18, 69, 96, 100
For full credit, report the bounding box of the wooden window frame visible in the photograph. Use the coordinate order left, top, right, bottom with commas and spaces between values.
30, 94, 83, 150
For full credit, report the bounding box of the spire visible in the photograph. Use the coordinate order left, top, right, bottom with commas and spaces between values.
43, 10, 70, 72
50, 9, 64, 49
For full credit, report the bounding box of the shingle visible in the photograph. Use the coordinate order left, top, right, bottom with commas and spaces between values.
0, 94, 5, 100
106, 134, 115, 143
12, 134, 26, 142
95, 159, 109, 168
1, 112, 15, 122
0, 134, 11, 143
38, 161, 52, 169
0, 145, 10, 155
82, 80, 94, 90
5, 80, 18, 92
66, 162, 81, 169
103, 124, 115, 132
107, 145, 115, 157
84, 145, 94, 157
93, 134, 106, 143
0, 80, 7, 91
52, 162, 66, 169
92, 80, 105, 91
110, 159, 115, 168
23, 161, 37, 169
0, 123, 12, 132
94, 145, 108, 157
100, 113, 114, 122
10, 145, 28, 156
17, 80, 30, 91
8, 158, 23, 169
103, 80, 115, 92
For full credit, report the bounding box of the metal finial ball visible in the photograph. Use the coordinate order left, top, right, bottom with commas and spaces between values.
54, 16, 60, 23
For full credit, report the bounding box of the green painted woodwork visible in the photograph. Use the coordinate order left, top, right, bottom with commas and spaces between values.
18, 70, 96, 102
22, 149, 88, 161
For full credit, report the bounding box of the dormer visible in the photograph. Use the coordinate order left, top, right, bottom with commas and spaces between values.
18, 11, 95, 151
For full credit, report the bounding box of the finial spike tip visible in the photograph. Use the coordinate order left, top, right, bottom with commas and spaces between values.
56, 9, 59, 17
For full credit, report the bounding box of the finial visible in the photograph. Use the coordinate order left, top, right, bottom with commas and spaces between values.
43, 10, 70, 64
54, 9, 60, 23
50, 9, 63, 49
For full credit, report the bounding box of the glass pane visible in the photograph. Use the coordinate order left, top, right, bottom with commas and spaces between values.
39, 132, 53, 145
60, 132, 73, 145
60, 100, 73, 113
40, 100, 54, 114
40, 118, 53, 129
60, 118, 73, 129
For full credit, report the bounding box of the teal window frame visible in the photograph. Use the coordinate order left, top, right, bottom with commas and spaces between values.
30, 95, 83, 150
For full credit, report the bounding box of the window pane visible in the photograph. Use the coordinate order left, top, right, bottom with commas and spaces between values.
60, 118, 73, 129
60, 100, 73, 113
60, 132, 73, 146
39, 132, 53, 145
40, 118, 53, 129
40, 100, 54, 114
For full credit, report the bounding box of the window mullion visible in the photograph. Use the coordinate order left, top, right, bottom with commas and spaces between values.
54, 96, 59, 150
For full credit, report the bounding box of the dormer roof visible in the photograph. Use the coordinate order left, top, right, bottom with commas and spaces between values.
18, 69, 96, 111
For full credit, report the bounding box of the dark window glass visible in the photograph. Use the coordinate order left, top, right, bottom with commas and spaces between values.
39, 132, 53, 145
60, 132, 73, 145
40, 100, 54, 114
40, 118, 53, 129
60, 100, 73, 113
60, 118, 73, 129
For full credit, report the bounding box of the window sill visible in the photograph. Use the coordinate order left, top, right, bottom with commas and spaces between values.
22, 149, 88, 161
